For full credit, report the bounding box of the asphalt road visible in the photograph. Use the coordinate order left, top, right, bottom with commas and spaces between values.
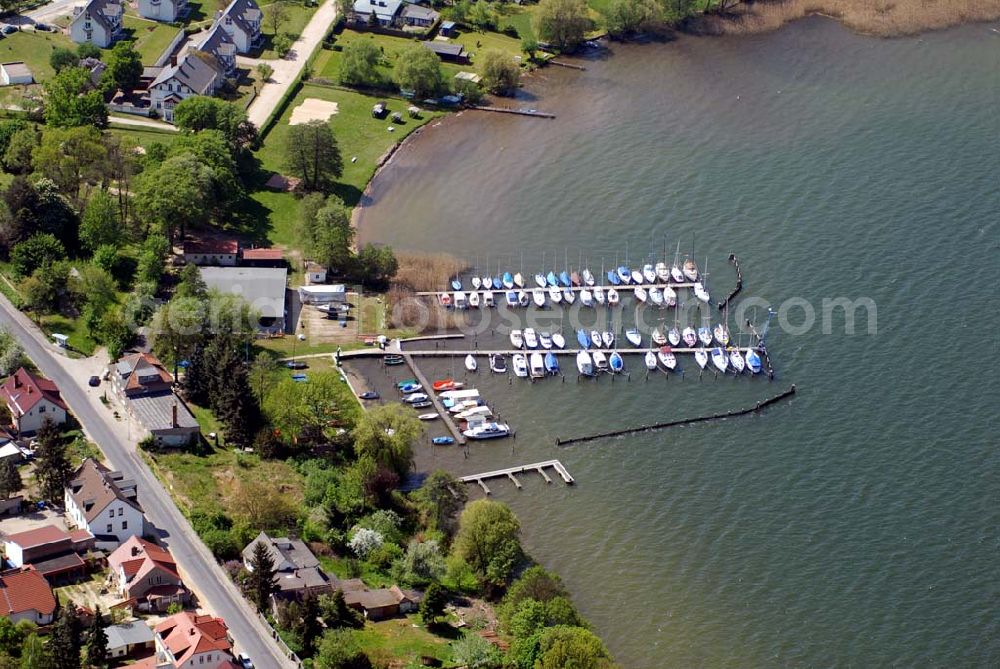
0, 294, 297, 668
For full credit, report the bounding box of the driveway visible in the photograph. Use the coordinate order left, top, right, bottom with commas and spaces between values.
0, 295, 297, 668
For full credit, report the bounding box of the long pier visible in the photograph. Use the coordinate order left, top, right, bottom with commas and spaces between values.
340, 346, 763, 360
470, 105, 556, 119
460, 460, 574, 494
401, 353, 466, 445
414, 282, 698, 297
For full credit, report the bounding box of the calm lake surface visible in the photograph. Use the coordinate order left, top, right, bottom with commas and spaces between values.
354, 18, 999, 668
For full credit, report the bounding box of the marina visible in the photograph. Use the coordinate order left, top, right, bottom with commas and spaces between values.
460, 460, 575, 495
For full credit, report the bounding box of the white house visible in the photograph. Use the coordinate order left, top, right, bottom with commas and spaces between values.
195, 23, 238, 76
64, 458, 146, 550
0, 62, 33, 86
215, 0, 262, 54
138, 0, 189, 22
69, 0, 123, 48
149, 52, 223, 123
0, 368, 67, 436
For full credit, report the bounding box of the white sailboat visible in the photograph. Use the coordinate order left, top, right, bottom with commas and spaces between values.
576, 351, 594, 376
630, 269, 644, 285
713, 324, 730, 346
472, 276, 481, 289
645, 350, 658, 370
513, 354, 529, 377
655, 262, 670, 283
534, 273, 546, 288
523, 328, 538, 349
625, 329, 642, 347
745, 348, 762, 374
729, 349, 746, 373
667, 327, 681, 346
590, 330, 603, 348
607, 288, 620, 305
601, 331, 614, 348
642, 264, 657, 284
594, 286, 606, 304
483, 291, 495, 308
532, 288, 546, 308
698, 326, 713, 346
649, 287, 663, 306
634, 287, 648, 303
652, 327, 667, 346
694, 282, 710, 303
518, 291, 529, 307
663, 286, 677, 307
509, 329, 524, 349
682, 327, 697, 347
468, 291, 480, 308
657, 346, 677, 370
582, 269, 595, 286
580, 289, 594, 307
548, 286, 562, 304
552, 333, 566, 349
683, 258, 699, 282
464, 354, 477, 372
694, 348, 708, 369
482, 276, 492, 290
513, 272, 525, 288
562, 288, 575, 304
711, 347, 728, 372
539, 331, 553, 349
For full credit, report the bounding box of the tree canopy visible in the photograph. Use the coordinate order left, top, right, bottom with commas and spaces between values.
479, 49, 520, 96
44, 67, 108, 128
453, 499, 523, 589
339, 40, 382, 88
534, 0, 592, 52
284, 120, 343, 192
393, 45, 444, 98
102, 40, 143, 92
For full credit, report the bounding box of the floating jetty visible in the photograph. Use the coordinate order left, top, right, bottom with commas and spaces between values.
460, 460, 575, 494
401, 352, 467, 445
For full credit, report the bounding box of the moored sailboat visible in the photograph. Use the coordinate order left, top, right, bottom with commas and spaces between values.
576, 350, 594, 376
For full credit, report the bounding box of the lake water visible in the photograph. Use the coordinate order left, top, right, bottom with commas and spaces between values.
353, 17, 1000, 668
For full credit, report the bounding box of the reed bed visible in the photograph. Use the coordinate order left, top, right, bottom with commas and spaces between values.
693, 0, 1000, 37
392, 251, 469, 292
388, 251, 469, 332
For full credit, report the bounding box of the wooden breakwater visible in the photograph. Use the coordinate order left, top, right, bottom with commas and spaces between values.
555, 385, 796, 446
549, 60, 586, 71
717, 253, 744, 311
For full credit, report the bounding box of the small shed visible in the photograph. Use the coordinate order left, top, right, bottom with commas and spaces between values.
421, 40, 467, 63
0, 62, 33, 86
439, 20, 456, 37
305, 261, 327, 284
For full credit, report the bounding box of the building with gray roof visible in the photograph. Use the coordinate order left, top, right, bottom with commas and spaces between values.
199, 266, 287, 333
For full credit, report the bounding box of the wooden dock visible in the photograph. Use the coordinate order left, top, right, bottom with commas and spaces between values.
460, 460, 574, 494
401, 353, 466, 445
414, 282, 697, 297
470, 105, 556, 119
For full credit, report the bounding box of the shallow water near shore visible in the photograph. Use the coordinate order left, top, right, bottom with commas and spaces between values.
353, 17, 1000, 668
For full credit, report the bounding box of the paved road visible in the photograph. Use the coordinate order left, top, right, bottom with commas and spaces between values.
18, 0, 77, 23
245, 0, 336, 129
0, 295, 297, 669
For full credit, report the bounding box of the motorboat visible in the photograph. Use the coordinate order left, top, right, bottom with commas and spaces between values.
539, 331, 553, 349
532, 288, 546, 308
617, 266, 632, 284
634, 287, 648, 303
548, 287, 562, 304
471, 276, 481, 289
502, 272, 514, 289
562, 288, 575, 304
652, 328, 667, 346
667, 327, 681, 346
713, 324, 730, 345
454, 292, 466, 309
468, 292, 480, 308
559, 271, 571, 287
449, 400, 481, 413
580, 289, 594, 307
663, 286, 677, 307
695, 348, 709, 369
402, 392, 429, 404
551, 333, 566, 349
518, 291, 530, 307
658, 346, 677, 370
482, 291, 495, 308
594, 286, 606, 304
601, 331, 614, 348
609, 351, 624, 373
698, 326, 713, 346
582, 269, 595, 286
711, 347, 728, 372
570, 271, 581, 286
411, 400, 432, 408
432, 379, 461, 392
482, 276, 493, 290
510, 329, 524, 349
576, 330, 591, 349
607, 270, 621, 286
683, 258, 699, 282
431, 436, 455, 445
457, 405, 492, 421
643, 264, 657, 284
513, 354, 529, 378
631, 269, 644, 285
544, 352, 559, 374
655, 262, 670, 282
360, 391, 380, 400
592, 350, 608, 372
439, 389, 481, 401
490, 354, 507, 374
546, 271, 559, 287
523, 328, 538, 349
465, 354, 477, 372
418, 413, 439, 421
694, 282, 711, 303
576, 350, 594, 376
463, 422, 512, 440
649, 287, 663, 306
729, 349, 746, 373
398, 382, 422, 394
682, 327, 697, 347
745, 349, 762, 374
590, 330, 603, 349
670, 265, 685, 283
607, 288, 620, 305
534, 273, 546, 288
645, 350, 658, 370
439, 293, 452, 307
505, 291, 518, 307
451, 279, 462, 290
395, 378, 418, 389
513, 272, 525, 288
625, 328, 642, 347
529, 352, 545, 378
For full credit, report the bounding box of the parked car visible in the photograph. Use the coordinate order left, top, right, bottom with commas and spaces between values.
1, 25, 18, 34
87, 375, 100, 387
237, 654, 254, 669
359, 391, 379, 400
34, 23, 54, 31
285, 360, 307, 370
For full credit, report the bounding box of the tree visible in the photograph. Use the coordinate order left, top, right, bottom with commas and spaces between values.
135, 154, 213, 241
414, 469, 467, 536
0, 459, 22, 499
256, 62, 274, 82
300, 593, 322, 656
479, 50, 520, 96
347, 528, 382, 559
18, 634, 52, 669
310, 201, 353, 272
0, 617, 24, 657
533, 0, 591, 52
520, 36, 539, 61
0, 329, 25, 377
20, 262, 70, 314
268, 1, 288, 36
339, 40, 381, 88
274, 34, 293, 58
49, 606, 82, 669
467, 0, 496, 30
44, 67, 108, 128
172, 97, 257, 152
0, 119, 29, 168
246, 539, 277, 612
84, 605, 109, 668
452, 632, 503, 669
50, 47, 79, 73
263, 373, 345, 444
419, 583, 448, 623
284, 120, 342, 192
76, 43, 101, 60
351, 404, 422, 479
34, 420, 72, 501
33, 125, 108, 204
2, 127, 36, 175
10, 234, 65, 279
20, 179, 80, 252
101, 40, 143, 92
170, 131, 245, 218
80, 190, 122, 253
352, 244, 397, 289
453, 499, 523, 589
535, 626, 615, 669
319, 590, 363, 631
393, 45, 443, 98
399, 540, 446, 586
603, 0, 661, 35
500, 567, 570, 618
314, 629, 372, 669
175, 262, 208, 299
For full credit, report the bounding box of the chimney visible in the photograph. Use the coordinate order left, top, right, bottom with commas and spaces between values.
13, 373, 20, 388
172, 403, 178, 428
170, 55, 177, 67
132, 546, 140, 557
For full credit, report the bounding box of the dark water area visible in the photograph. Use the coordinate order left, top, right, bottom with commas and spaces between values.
352, 17, 1000, 668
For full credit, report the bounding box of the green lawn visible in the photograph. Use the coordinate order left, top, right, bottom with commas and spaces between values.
0, 31, 76, 81
36, 313, 99, 356
353, 615, 456, 666
257, 1, 320, 59
120, 16, 182, 64
497, 4, 538, 40
107, 125, 179, 149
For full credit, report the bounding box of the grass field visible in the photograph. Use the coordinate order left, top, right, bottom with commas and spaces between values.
107, 125, 180, 149
121, 15, 182, 64
0, 31, 76, 81
37, 313, 99, 355
258, 1, 320, 59
354, 615, 456, 666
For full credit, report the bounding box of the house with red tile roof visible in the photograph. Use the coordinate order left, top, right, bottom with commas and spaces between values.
182, 239, 239, 266
107, 536, 189, 612
143, 611, 238, 668
0, 568, 57, 624
110, 353, 174, 399
2, 525, 94, 584
0, 368, 67, 435
65, 458, 146, 550
240, 247, 285, 267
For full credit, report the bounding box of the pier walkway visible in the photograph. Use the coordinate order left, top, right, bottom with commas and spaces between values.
460, 460, 574, 494
414, 282, 698, 297
401, 353, 467, 445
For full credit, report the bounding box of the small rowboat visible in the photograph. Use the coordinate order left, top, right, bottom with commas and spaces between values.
418, 413, 439, 421
431, 436, 455, 445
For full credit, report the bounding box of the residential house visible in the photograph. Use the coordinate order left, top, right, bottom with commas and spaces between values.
109, 353, 200, 447
0, 568, 57, 625
144, 611, 237, 669
64, 458, 146, 550
182, 239, 239, 266
195, 23, 238, 77
149, 52, 223, 123
339, 579, 422, 620
421, 40, 467, 62
200, 267, 288, 333
138, 0, 190, 23
69, 0, 123, 48
0, 367, 67, 436
399, 3, 438, 28
215, 0, 262, 54
110, 352, 173, 400
0, 428, 24, 465
351, 0, 402, 26
107, 536, 189, 611
2, 525, 94, 584
0, 62, 33, 86
242, 532, 334, 602
106, 621, 156, 659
